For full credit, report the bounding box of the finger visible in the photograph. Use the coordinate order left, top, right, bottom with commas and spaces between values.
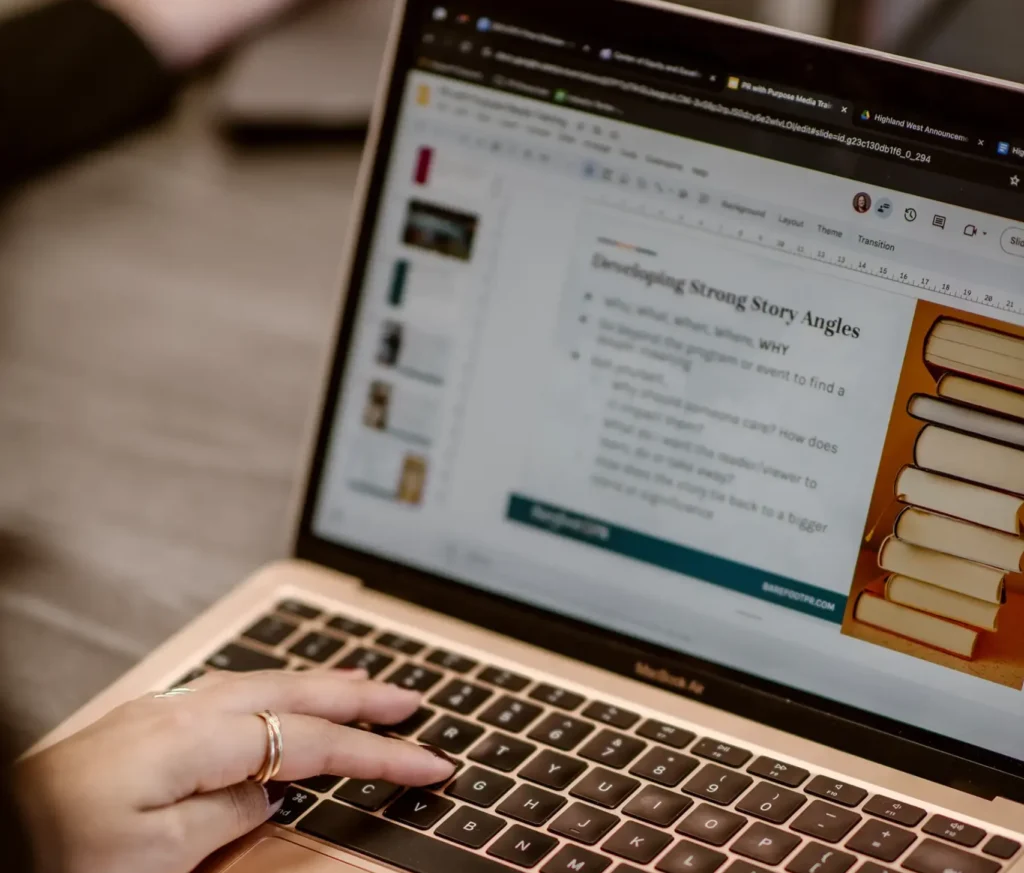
182, 667, 369, 693
183, 672, 420, 725
161, 713, 455, 801
161, 780, 279, 873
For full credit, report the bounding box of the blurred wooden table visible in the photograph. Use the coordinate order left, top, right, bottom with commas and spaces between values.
0, 82, 364, 749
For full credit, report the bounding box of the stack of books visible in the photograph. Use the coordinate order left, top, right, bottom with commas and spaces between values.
854, 319, 1024, 659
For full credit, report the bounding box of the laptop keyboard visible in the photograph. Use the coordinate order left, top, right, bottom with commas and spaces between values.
174, 597, 1022, 873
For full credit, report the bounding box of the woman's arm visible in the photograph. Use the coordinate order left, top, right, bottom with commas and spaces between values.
0, 1, 176, 190
0, 0, 303, 190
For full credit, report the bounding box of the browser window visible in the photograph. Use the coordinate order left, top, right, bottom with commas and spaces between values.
313, 8, 1024, 762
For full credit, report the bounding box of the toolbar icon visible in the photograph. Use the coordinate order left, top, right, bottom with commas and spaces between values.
904, 208, 917, 222
599, 48, 612, 60
998, 141, 1011, 155
932, 214, 947, 229
875, 198, 893, 219
432, 6, 447, 20
964, 224, 979, 237
477, 17, 491, 31
727, 76, 740, 90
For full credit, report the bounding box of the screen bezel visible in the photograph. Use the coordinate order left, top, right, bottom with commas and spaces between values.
295, 0, 1024, 801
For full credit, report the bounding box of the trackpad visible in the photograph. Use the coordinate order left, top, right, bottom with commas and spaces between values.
219, 837, 368, 871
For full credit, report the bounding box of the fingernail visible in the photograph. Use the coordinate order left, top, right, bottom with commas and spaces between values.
265, 781, 289, 805
337, 668, 370, 679
419, 744, 459, 768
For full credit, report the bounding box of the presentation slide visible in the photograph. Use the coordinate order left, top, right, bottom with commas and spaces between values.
509, 208, 917, 620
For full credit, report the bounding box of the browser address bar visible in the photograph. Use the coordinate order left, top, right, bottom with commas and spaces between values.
492, 51, 937, 167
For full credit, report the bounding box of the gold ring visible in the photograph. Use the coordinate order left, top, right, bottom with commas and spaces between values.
154, 687, 196, 699
251, 711, 283, 785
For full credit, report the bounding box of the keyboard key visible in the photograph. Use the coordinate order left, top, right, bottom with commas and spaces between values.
431, 680, 494, 715
571, 768, 641, 809
326, 615, 373, 637
277, 599, 321, 619
692, 739, 752, 768
437, 806, 507, 849
530, 684, 586, 711
579, 730, 646, 769
376, 632, 424, 655
388, 706, 435, 737
469, 733, 536, 772
859, 863, 902, 873
299, 802, 513, 870
521, 750, 588, 790
489, 825, 559, 867
426, 649, 478, 674
386, 663, 443, 693
923, 815, 987, 848
747, 756, 809, 788
529, 714, 595, 751
604, 821, 673, 864
446, 766, 515, 807
864, 795, 926, 827
682, 764, 753, 805
480, 696, 544, 733
384, 789, 454, 830
806, 777, 868, 807
724, 863, 772, 873
736, 782, 806, 823
629, 747, 699, 787
542, 845, 612, 873
419, 715, 485, 754
297, 774, 341, 793
479, 666, 531, 691
207, 643, 287, 672
624, 784, 693, 827
904, 839, 1002, 873
498, 784, 566, 826
791, 801, 861, 843
656, 840, 728, 873
785, 841, 857, 873
243, 615, 299, 647
271, 785, 319, 825
289, 631, 345, 663
637, 720, 696, 749
676, 803, 748, 846
733, 822, 802, 865
334, 778, 401, 811
582, 702, 640, 729
550, 802, 621, 845
846, 819, 916, 862
336, 647, 393, 677
984, 836, 1021, 859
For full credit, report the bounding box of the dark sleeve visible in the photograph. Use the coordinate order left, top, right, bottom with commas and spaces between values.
0, 0, 177, 190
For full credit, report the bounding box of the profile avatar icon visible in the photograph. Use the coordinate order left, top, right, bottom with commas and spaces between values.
853, 192, 872, 214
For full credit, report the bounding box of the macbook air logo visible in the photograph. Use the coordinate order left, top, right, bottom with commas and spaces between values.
634, 661, 706, 696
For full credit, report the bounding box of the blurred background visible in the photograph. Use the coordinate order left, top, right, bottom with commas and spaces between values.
0, 0, 1020, 750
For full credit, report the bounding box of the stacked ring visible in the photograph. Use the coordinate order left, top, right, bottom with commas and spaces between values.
251, 711, 283, 785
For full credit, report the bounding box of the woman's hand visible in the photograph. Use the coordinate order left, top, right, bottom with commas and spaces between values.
16, 669, 456, 873
97, 0, 309, 69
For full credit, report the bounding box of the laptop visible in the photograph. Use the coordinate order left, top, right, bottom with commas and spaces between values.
37, 1, 1024, 871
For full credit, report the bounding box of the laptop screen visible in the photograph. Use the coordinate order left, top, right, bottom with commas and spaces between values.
309, 1, 1024, 766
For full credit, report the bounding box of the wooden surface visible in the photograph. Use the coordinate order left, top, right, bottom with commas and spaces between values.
0, 82, 364, 750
